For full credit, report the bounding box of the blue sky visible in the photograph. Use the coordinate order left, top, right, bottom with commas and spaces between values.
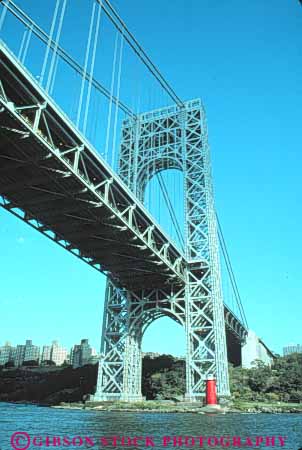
0, 0, 301, 356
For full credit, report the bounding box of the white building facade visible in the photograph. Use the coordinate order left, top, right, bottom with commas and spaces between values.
0, 342, 15, 365
50, 341, 68, 365
242, 330, 275, 368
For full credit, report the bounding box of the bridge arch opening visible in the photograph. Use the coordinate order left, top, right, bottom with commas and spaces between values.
141, 315, 185, 400
142, 314, 185, 356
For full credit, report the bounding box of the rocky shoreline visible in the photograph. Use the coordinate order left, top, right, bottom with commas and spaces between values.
50, 400, 302, 414
2, 399, 302, 413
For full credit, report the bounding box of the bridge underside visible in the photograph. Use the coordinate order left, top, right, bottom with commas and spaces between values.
226, 328, 242, 366
0, 42, 186, 291
0, 41, 247, 400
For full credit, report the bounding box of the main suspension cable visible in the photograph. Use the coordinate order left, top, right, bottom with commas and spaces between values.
97, 0, 184, 108
216, 214, 248, 328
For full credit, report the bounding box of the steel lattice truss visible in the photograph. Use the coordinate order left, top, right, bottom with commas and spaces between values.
0, 43, 187, 289
96, 100, 236, 400
0, 42, 247, 402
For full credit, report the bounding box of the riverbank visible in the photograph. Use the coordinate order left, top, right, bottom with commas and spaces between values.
1, 353, 301, 409
50, 399, 302, 414
231, 400, 302, 413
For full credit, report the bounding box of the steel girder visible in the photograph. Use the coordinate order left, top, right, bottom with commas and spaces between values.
96, 100, 231, 401
0, 42, 186, 290
0, 42, 247, 401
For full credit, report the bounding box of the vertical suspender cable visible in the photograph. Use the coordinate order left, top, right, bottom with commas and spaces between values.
134, 76, 141, 196
76, 2, 96, 129
174, 167, 177, 243
49, 54, 59, 95
83, 1, 102, 136
105, 31, 118, 163
152, 112, 156, 214
0, 2, 7, 32
21, 24, 32, 64
127, 117, 133, 188
46, 0, 67, 93
18, 28, 27, 60
40, 0, 60, 86
111, 30, 124, 169
100, 0, 184, 107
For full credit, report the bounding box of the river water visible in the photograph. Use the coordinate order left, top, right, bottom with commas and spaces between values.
0, 403, 301, 450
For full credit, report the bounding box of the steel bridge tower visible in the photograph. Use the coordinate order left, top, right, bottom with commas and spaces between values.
94, 98, 229, 401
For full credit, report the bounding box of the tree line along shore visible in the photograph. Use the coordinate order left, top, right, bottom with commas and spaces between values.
0, 353, 301, 413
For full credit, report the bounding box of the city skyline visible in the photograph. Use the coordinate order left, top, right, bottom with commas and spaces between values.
2, 335, 302, 360
0, 338, 98, 368
0, 338, 95, 350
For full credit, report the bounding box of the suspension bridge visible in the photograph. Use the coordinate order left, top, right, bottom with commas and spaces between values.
0, 0, 267, 401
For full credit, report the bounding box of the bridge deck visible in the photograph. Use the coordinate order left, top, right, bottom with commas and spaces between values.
0, 41, 247, 340
0, 41, 186, 290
